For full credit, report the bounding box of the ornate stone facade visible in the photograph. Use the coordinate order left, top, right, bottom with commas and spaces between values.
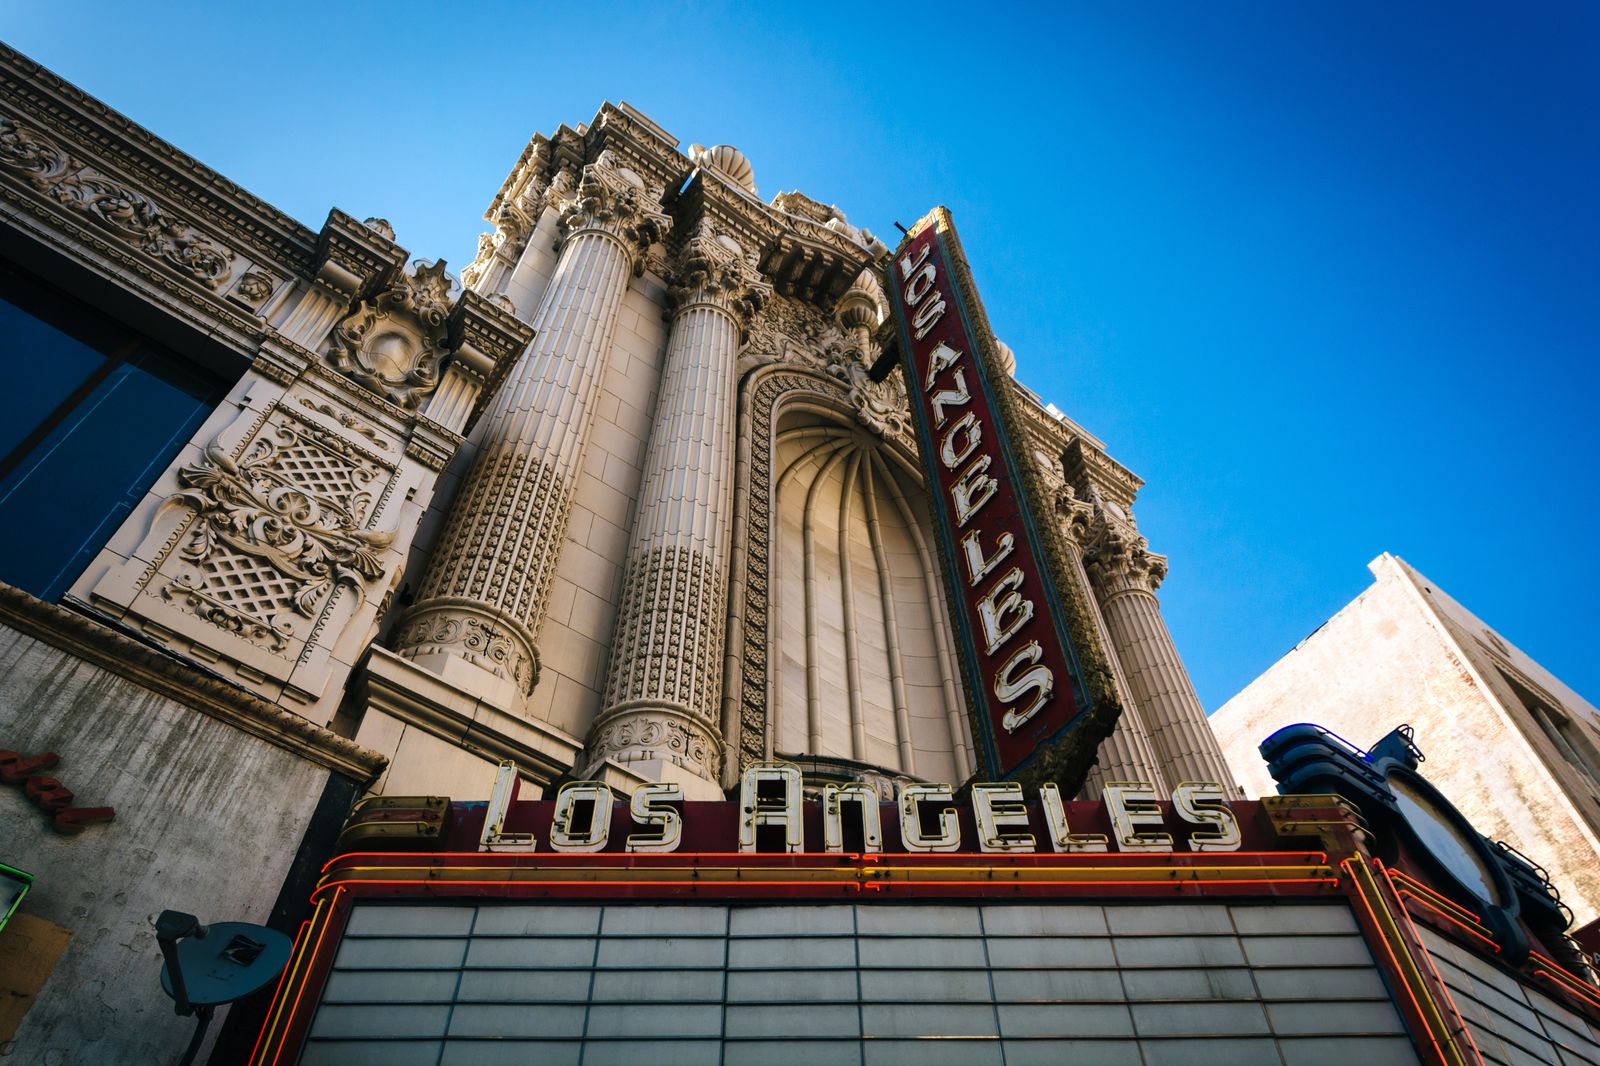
0, 45, 1239, 790
0, 47, 1245, 1054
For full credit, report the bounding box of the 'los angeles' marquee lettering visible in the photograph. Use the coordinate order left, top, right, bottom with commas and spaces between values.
478, 761, 1241, 855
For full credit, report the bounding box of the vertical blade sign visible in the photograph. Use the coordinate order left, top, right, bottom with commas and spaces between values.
884, 208, 1123, 789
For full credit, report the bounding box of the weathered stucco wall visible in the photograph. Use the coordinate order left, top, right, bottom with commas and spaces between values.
0, 620, 334, 1064
1212, 555, 1600, 926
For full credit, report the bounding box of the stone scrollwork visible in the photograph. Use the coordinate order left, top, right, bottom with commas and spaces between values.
0, 115, 239, 290
589, 710, 719, 783
743, 292, 846, 367
393, 609, 536, 694
552, 149, 671, 274
156, 425, 396, 652
324, 258, 455, 409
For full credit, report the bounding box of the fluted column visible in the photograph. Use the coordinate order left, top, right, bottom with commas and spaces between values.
587, 217, 770, 785
1060, 527, 1166, 794
392, 151, 670, 703
1082, 510, 1240, 793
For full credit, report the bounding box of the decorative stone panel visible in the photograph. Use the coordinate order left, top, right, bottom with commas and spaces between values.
72, 338, 466, 724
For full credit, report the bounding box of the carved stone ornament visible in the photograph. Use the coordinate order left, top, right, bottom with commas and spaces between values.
0, 114, 238, 289
666, 223, 771, 332
160, 430, 396, 651
325, 259, 455, 409
820, 340, 911, 440
393, 610, 535, 693
589, 709, 719, 782
231, 270, 276, 307
739, 293, 915, 445
1081, 505, 1168, 593
462, 142, 552, 290
689, 143, 756, 194
742, 291, 844, 363
552, 150, 671, 275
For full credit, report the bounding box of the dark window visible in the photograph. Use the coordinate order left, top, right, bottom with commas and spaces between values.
0, 259, 227, 602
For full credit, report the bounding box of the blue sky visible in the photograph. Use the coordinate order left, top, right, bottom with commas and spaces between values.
7, 2, 1596, 715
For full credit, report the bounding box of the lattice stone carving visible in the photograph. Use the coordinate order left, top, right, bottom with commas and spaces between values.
153, 422, 393, 653
83, 387, 407, 712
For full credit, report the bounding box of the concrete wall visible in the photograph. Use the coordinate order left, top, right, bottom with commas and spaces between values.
0, 620, 334, 1064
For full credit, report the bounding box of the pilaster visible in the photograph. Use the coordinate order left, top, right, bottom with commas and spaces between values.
1053, 483, 1167, 796
68, 283, 490, 725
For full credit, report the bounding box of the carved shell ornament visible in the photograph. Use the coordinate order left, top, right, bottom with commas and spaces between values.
325, 259, 457, 409
689, 143, 757, 194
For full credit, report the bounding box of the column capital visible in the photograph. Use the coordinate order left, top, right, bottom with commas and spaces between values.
1082, 506, 1169, 594
551, 149, 672, 275
664, 218, 772, 331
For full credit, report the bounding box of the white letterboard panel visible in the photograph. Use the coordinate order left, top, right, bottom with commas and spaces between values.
300, 901, 1418, 1066
1416, 925, 1600, 1066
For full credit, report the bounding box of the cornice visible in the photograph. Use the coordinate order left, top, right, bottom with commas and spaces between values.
673, 170, 781, 272
482, 133, 551, 224
0, 42, 317, 277
583, 101, 691, 205
0, 583, 387, 784
1064, 437, 1144, 510
314, 208, 407, 297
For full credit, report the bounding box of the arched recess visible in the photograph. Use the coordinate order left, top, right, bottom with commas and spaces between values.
721, 364, 972, 786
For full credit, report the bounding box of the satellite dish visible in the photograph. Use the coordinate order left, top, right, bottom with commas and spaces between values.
159, 920, 292, 1006
154, 910, 293, 1066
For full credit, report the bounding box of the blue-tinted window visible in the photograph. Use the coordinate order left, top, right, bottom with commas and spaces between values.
0, 260, 228, 601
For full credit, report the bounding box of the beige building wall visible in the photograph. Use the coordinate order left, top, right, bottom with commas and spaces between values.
1212, 553, 1600, 926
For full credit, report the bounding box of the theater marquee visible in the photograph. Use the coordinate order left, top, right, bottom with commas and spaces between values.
885, 208, 1123, 786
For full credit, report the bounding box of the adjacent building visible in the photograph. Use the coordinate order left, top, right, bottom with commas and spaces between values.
1213, 552, 1600, 926
0, 42, 1239, 1061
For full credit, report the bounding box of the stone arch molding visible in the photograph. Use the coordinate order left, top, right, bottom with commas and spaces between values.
723, 359, 972, 785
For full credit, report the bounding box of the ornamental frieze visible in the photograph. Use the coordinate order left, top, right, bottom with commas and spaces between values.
0, 115, 244, 293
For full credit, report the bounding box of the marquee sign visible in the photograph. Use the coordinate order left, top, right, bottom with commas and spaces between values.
884, 208, 1123, 786
340, 762, 1248, 857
